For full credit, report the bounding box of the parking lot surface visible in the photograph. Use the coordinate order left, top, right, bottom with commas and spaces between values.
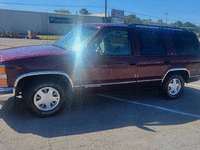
0, 37, 55, 50
0, 38, 200, 150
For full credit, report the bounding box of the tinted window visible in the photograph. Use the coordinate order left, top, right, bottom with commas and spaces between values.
137, 30, 167, 55
173, 32, 200, 55
93, 29, 132, 56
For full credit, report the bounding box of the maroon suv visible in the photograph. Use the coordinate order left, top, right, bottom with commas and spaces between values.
0, 23, 200, 117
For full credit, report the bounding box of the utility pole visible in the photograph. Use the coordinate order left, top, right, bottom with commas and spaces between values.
76, 11, 78, 24
165, 12, 168, 24
105, 0, 107, 23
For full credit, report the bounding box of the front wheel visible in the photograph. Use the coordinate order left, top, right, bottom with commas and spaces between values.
23, 81, 69, 117
161, 74, 184, 100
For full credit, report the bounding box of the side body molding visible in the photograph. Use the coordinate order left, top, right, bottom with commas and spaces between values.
161, 68, 190, 85
14, 71, 73, 88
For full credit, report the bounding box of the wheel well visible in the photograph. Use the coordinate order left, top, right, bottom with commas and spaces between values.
162, 70, 189, 84
15, 74, 72, 95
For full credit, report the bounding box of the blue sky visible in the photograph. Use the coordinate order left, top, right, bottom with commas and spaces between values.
1, 0, 200, 26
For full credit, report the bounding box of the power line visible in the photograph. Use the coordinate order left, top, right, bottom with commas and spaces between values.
1, 2, 198, 25
125, 10, 161, 19
125, 10, 178, 22
0, 2, 104, 8
1, 2, 168, 20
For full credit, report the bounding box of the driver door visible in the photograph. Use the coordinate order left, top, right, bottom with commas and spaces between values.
75, 27, 138, 91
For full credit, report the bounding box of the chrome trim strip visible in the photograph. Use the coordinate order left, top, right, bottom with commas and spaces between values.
137, 79, 162, 83
74, 78, 164, 88
0, 87, 15, 96
189, 75, 200, 78
74, 80, 137, 88
161, 68, 190, 85
0, 74, 7, 79
14, 71, 73, 88
0, 87, 15, 92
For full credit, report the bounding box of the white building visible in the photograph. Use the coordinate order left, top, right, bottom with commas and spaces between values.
0, 9, 104, 35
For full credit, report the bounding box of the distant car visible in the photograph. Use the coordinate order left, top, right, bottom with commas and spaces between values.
0, 23, 200, 117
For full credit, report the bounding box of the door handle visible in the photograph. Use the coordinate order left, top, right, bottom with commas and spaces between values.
129, 61, 137, 66
164, 60, 170, 64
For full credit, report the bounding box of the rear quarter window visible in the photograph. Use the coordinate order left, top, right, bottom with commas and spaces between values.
137, 29, 167, 55
173, 32, 200, 55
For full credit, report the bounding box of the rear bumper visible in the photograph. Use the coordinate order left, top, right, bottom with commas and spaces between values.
0, 87, 15, 99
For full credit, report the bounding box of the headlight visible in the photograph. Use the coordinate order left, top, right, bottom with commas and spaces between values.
0, 65, 8, 87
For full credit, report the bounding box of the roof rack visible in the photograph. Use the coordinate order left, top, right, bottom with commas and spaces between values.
129, 24, 188, 31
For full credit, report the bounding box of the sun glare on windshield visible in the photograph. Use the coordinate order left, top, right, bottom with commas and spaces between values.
55, 25, 99, 52
73, 33, 83, 52
74, 43, 82, 51
54, 25, 100, 82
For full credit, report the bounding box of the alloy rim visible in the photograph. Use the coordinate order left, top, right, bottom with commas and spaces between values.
168, 78, 181, 96
34, 87, 60, 111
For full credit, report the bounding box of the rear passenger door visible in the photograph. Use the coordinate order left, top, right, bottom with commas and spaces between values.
135, 29, 171, 86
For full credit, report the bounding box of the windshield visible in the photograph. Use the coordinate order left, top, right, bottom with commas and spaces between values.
54, 25, 99, 51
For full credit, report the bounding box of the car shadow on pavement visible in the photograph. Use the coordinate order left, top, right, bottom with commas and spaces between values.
0, 87, 199, 138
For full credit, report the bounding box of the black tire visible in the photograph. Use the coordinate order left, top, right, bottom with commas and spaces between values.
161, 74, 184, 100
23, 80, 70, 117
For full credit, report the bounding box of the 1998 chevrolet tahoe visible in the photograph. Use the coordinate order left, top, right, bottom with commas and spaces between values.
1, 23, 200, 117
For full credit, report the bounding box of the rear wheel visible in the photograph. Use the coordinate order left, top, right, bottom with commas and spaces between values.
23, 80, 70, 117
161, 74, 184, 99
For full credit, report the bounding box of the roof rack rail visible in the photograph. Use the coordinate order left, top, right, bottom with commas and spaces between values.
129, 24, 188, 31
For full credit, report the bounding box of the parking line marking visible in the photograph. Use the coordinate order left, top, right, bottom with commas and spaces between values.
187, 83, 200, 88
0, 94, 12, 98
99, 94, 200, 119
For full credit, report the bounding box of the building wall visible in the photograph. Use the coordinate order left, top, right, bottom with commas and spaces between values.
0, 9, 103, 35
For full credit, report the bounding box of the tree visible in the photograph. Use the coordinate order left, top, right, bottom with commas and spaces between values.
183, 22, 196, 27
148, 18, 152, 24
79, 8, 90, 15
124, 14, 142, 25
54, 9, 70, 14
157, 19, 163, 25
170, 21, 183, 27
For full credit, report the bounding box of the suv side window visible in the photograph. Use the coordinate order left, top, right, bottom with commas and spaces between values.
93, 29, 132, 56
173, 32, 200, 55
137, 29, 167, 55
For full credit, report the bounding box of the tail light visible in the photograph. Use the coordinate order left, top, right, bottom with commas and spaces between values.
0, 65, 8, 87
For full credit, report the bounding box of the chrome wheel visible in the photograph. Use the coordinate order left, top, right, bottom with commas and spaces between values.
34, 87, 60, 111
161, 74, 184, 100
168, 78, 181, 96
